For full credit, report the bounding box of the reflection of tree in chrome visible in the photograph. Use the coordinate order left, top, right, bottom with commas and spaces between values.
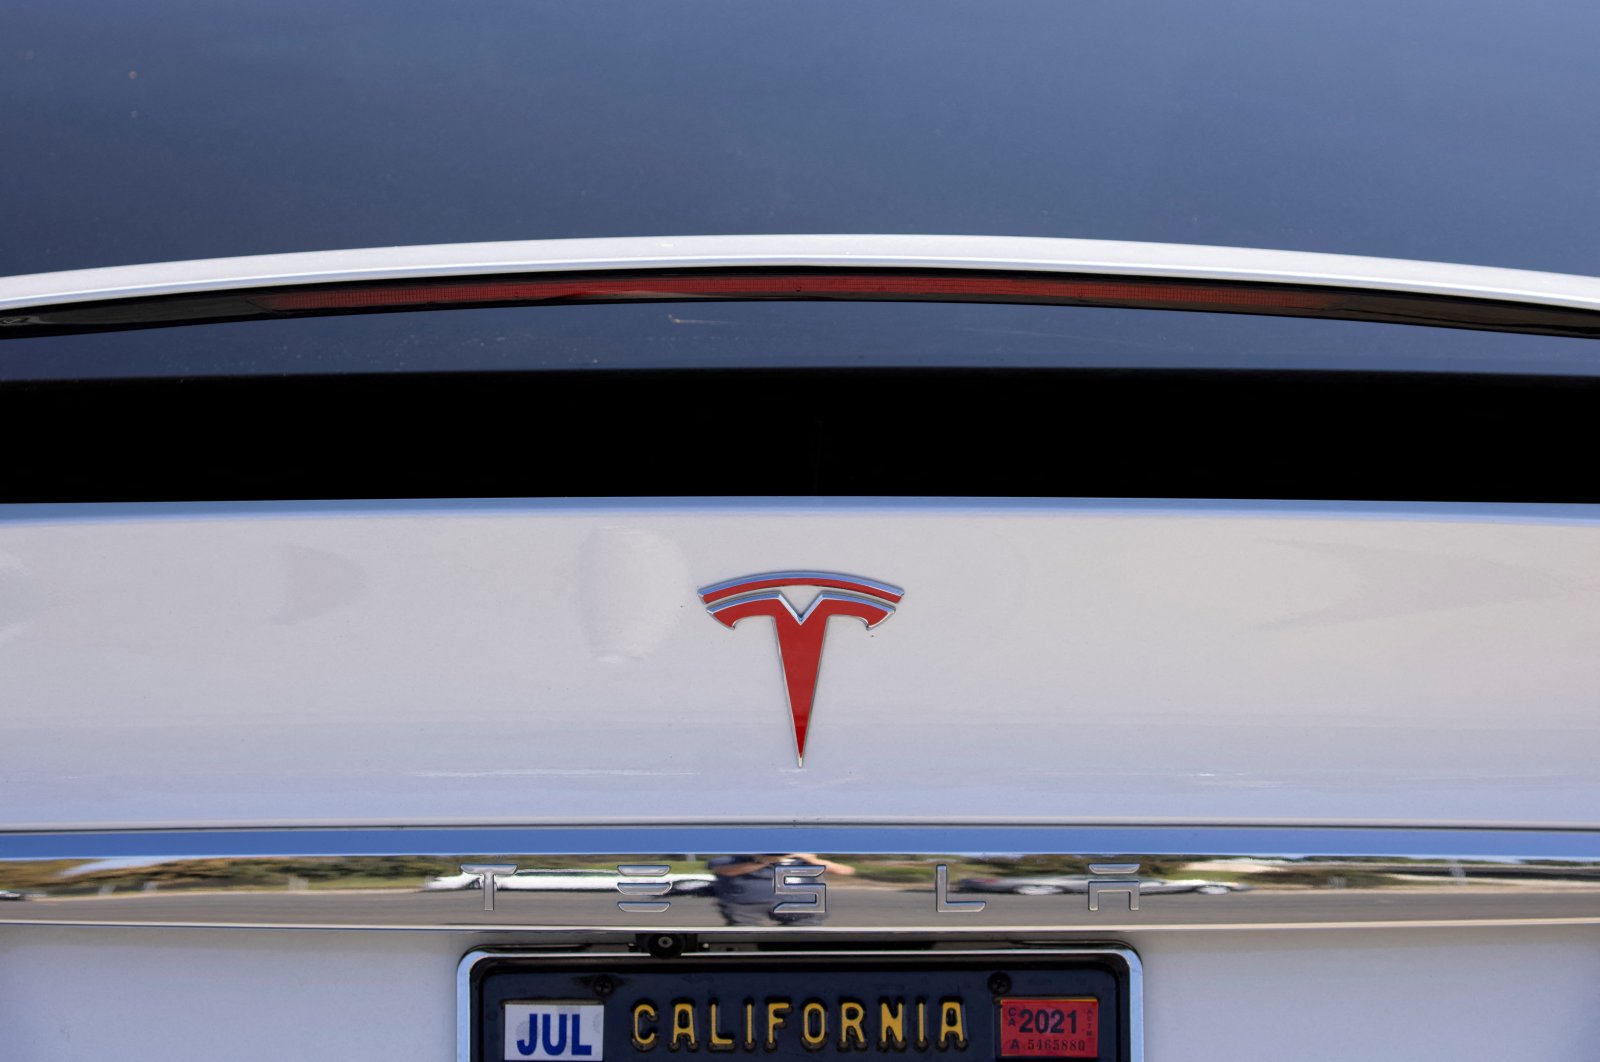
0, 860, 89, 892
0, 856, 465, 895
0, 855, 712, 896
1241, 867, 1405, 889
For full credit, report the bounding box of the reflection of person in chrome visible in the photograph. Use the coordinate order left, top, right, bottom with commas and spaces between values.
707, 853, 855, 926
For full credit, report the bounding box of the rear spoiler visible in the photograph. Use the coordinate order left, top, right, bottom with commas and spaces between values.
3, 234, 1599, 339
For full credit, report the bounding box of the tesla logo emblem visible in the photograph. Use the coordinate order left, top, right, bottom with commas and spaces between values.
698, 571, 903, 766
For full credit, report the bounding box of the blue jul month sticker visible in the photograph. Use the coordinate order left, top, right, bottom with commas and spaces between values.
504, 1002, 605, 1061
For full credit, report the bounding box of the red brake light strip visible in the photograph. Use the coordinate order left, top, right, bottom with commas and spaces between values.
250, 272, 1341, 313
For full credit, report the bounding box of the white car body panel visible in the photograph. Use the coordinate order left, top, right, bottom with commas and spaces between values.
1, 499, 1596, 831
5, 498, 1598, 1060
3, 926, 1599, 1061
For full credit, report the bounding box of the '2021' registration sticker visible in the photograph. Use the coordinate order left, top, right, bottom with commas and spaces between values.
997, 998, 1098, 1059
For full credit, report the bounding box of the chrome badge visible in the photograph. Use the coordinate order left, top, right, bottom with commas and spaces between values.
698, 572, 903, 766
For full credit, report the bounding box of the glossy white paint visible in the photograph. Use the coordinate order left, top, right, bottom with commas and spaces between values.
1, 499, 1598, 831
8, 234, 1600, 314
3, 927, 1598, 1061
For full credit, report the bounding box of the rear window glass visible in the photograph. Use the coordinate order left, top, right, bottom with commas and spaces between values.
2, 301, 1596, 381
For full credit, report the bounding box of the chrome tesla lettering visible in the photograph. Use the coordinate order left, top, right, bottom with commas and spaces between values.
459, 863, 517, 911
934, 863, 985, 913
616, 863, 673, 913
771, 862, 827, 914
1087, 863, 1142, 912
697, 571, 903, 765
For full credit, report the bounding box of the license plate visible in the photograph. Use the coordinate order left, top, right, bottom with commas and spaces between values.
461, 949, 1139, 1062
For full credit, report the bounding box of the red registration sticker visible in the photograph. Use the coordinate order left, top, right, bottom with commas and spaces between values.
998, 998, 1099, 1058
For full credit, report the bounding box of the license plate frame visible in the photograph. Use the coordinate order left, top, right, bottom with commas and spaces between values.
458, 947, 1142, 1062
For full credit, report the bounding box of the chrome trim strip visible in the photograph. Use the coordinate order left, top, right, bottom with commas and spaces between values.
3, 824, 1598, 860
1124, 946, 1145, 1062
454, 947, 1145, 1062
457, 949, 477, 1062
2, 825, 1596, 932
3, 234, 1600, 313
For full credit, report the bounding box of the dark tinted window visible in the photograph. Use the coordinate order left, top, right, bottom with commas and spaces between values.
4, 303, 1599, 380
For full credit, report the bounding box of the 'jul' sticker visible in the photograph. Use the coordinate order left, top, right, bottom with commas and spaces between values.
505, 1002, 605, 1061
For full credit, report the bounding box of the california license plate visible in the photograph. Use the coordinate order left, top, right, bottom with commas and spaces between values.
462, 949, 1139, 1062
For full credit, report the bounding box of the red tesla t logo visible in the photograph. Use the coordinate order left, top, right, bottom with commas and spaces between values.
698, 571, 903, 766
